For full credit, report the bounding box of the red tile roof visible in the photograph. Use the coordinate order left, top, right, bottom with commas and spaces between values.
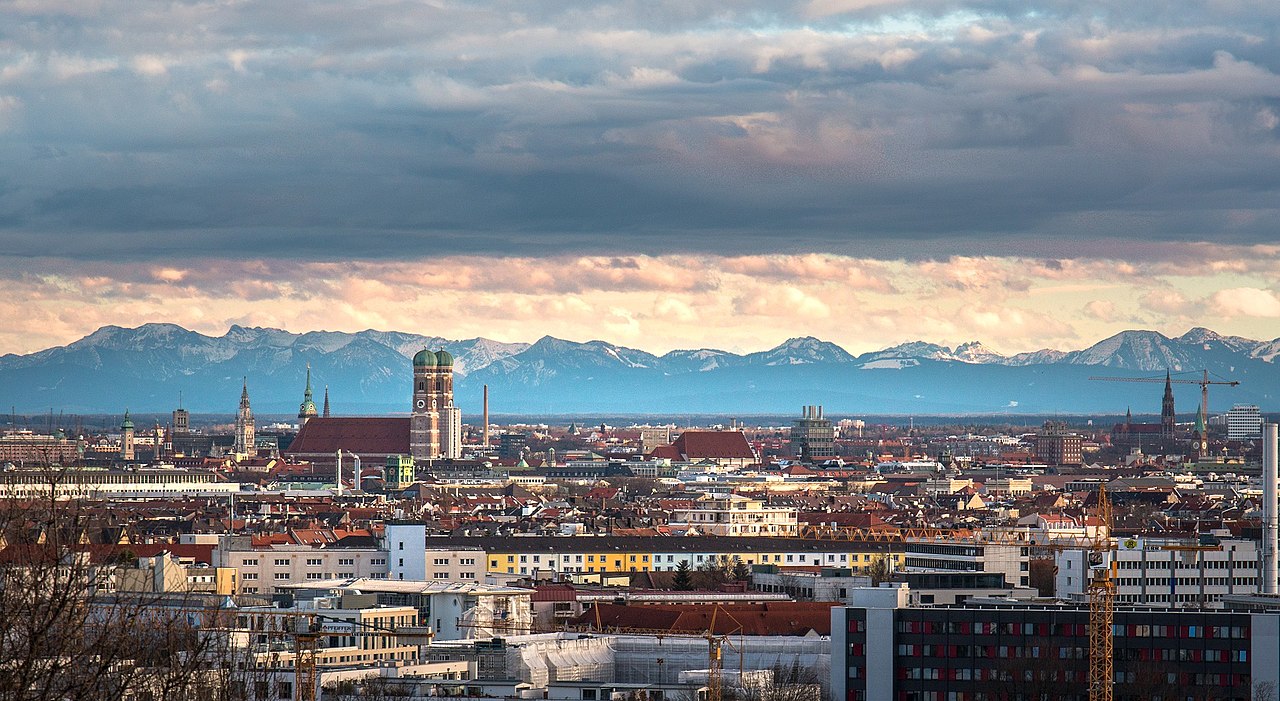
286, 417, 410, 455
575, 602, 836, 636
672, 431, 755, 460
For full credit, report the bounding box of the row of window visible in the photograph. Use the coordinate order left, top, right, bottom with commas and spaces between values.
241, 557, 365, 567
1113, 576, 1256, 587
896, 620, 1249, 639
1116, 559, 1256, 570
893, 644, 1248, 663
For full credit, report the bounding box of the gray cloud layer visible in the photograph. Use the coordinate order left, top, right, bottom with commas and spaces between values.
2, 1, 1280, 260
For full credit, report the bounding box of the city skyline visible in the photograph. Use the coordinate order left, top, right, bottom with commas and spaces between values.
3, 3, 1280, 355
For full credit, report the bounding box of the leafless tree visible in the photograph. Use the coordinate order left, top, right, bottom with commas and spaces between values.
0, 487, 268, 701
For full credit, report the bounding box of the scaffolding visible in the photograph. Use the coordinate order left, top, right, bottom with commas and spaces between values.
426, 632, 830, 695
611, 635, 829, 695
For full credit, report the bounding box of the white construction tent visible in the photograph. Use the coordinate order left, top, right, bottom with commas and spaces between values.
427, 633, 830, 695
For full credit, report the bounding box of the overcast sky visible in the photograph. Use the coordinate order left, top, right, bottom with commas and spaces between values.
2, 1, 1279, 355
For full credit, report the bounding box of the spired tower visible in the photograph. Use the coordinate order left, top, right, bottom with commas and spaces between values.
298, 364, 319, 427
1161, 371, 1176, 439
323, 386, 330, 418
1193, 404, 1209, 459
235, 378, 257, 457
410, 349, 461, 460
120, 410, 135, 461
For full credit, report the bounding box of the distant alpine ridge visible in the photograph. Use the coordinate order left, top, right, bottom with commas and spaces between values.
2, 324, 1277, 415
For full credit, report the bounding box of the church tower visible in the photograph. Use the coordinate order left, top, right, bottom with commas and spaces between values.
410, 349, 459, 460
1161, 371, 1176, 439
1193, 404, 1209, 459
235, 378, 257, 457
298, 363, 318, 427
323, 386, 330, 418
120, 410, 135, 461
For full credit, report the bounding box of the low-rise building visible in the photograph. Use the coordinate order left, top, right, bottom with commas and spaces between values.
668, 493, 798, 536
1055, 538, 1261, 606
281, 578, 534, 641
214, 535, 389, 595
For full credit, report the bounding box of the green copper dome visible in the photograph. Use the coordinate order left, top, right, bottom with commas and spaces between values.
435, 349, 454, 367
121, 410, 134, 430
412, 349, 437, 367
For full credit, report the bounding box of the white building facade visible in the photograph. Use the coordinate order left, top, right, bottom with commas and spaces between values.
1054, 538, 1261, 606
1227, 404, 1263, 441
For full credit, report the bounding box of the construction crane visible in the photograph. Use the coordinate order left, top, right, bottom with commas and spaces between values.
1087, 485, 1115, 701
800, 491, 1125, 701
1089, 369, 1239, 421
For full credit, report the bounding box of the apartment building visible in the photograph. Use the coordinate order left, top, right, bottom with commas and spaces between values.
385, 523, 483, 582
428, 535, 904, 579
668, 493, 799, 536
214, 535, 389, 594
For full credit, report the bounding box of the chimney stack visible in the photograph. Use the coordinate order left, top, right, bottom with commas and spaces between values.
1264, 422, 1278, 594
483, 384, 490, 448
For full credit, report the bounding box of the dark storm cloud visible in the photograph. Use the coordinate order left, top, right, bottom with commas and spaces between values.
2, 0, 1280, 260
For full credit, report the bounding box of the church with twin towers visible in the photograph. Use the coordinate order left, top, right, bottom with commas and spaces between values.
283, 348, 462, 480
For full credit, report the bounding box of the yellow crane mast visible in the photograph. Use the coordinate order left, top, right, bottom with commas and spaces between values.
1087, 485, 1115, 701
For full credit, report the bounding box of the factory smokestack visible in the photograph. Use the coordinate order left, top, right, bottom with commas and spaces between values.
483, 384, 490, 448
1264, 422, 1278, 594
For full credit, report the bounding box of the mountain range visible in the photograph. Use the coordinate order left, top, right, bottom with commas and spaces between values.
2, 324, 1277, 415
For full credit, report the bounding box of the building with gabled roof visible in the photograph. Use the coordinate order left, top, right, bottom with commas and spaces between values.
284, 417, 410, 479
668, 430, 756, 467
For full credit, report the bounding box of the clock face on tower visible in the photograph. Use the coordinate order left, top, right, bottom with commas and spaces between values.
415, 399, 426, 409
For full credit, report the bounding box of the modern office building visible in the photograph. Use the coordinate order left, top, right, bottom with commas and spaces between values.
1055, 538, 1261, 606
1228, 404, 1263, 441
832, 590, 1272, 701
791, 405, 836, 462
902, 541, 1030, 588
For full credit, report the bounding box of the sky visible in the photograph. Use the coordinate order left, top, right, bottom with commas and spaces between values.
2, 1, 1279, 356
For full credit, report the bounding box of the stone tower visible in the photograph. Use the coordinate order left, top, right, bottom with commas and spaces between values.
235, 378, 257, 457
1193, 404, 1209, 459
1161, 371, 1176, 439
298, 363, 318, 427
410, 349, 460, 460
120, 410, 135, 461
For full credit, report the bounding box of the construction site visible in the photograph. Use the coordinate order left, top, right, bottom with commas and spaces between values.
426, 632, 830, 696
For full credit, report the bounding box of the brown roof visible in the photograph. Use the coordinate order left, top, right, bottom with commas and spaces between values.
285, 417, 410, 455
574, 602, 836, 636
672, 431, 755, 460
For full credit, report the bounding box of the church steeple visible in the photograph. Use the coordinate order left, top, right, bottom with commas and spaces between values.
298, 363, 319, 427
323, 386, 330, 418
235, 378, 256, 457
1161, 371, 1176, 439
1193, 402, 1209, 458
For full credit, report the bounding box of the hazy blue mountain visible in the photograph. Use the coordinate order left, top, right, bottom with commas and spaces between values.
1, 324, 1277, 415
